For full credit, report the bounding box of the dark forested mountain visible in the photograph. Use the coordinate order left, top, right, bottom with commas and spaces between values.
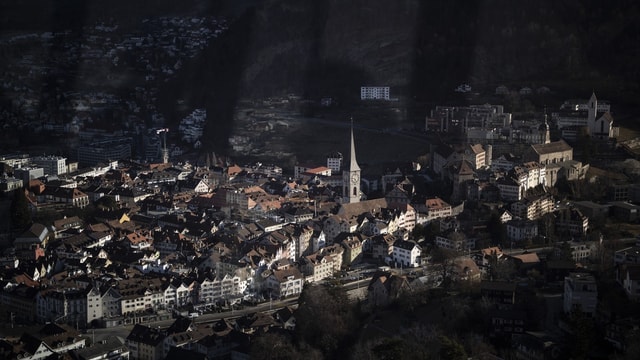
2, 0, 640, 153
157, 0, 640, 107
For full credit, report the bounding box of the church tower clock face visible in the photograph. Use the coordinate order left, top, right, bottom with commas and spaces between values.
351, 173, 359, 184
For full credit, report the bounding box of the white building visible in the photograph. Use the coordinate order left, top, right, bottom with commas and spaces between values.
265, 267, 304, 298
506, 219, 538, 242
360, 86, 390, 100
31, 155, 67, 175
390, 240, 421, 268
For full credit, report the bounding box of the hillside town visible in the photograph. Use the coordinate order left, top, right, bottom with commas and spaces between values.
3, 5, 640, 360
1, 86, 640, 359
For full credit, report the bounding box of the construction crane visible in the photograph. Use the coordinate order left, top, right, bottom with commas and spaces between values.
156, 128, 169, 164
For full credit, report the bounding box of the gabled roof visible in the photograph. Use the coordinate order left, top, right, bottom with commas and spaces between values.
126, 324, 165, 346
511, 252, 540, 264
530, 140, 572, 155
393, 239, 420, 251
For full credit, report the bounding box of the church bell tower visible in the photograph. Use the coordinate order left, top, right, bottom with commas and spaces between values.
343, 119, 361, 203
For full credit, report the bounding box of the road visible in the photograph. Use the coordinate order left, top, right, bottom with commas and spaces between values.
89, 297, 299, 343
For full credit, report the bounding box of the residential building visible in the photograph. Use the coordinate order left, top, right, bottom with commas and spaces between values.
370, 233, 397, 261
14, 166, 44, 185
390, 240, 421, 268
367, 272, 411, 307
338, 233, 364, 267
77, 139, 132, 167
326, 151, 343, 173
510, 193, 554, 220
421, 197, 453, 222
506, 219, 538, 243
0, 176, 23, 192
265, 267, 303, 298
435, 230, 475, 252
300, 252, 337, 282
70, 335, 129, 360
360, 86, 390, 100
563, 272, 598, 316
464, 143, 487, 170
425, 104, 511, 133
31, 155, 67, 175
0, 324, 86, 360
555, 208, 589, 237
126, 324, 165, 360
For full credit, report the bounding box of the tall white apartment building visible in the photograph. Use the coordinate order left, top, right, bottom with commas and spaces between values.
361, 86, 390, 100
31, 155, 67, 175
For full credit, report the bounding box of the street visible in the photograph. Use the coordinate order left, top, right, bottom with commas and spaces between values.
89, 296, 299, 343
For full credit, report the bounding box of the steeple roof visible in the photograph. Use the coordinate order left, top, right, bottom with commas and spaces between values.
349, 119, 360, 172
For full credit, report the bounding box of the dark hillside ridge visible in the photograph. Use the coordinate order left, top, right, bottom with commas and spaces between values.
179, 0, 638, 103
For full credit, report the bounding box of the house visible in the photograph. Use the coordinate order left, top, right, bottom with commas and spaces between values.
421, 197, 453, 222
563, 272, 598, 316
265, 267, 304, 299
274, 306, 296, 330
299, 252, 337, 282
506, 219, 538, 243
235, 312, 278, 334
339, 233, 364, 267
509, 252, 541, 273
477, 246, 505, 272
126, 324, 165, 360
69, 335, 129, 360
555, 208, 589, 237
435, 230, 475, 252
465, 143, 487, 170
0, 323, 86, 360
370, 233, 397, 261
367, 271, 411, 307
13, 223, 49, 261
390, 240, 421, 268
510, 193, 554, 220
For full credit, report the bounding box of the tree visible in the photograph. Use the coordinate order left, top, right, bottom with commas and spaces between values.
249, 332, 322, 360
486, 212, 507, 246
10, 190, 31, 231
439, 335, 467, 360
294, 284, 359, 358
568, 305, 595, 360
95, 196, 118, 210
372, 338, 409, 360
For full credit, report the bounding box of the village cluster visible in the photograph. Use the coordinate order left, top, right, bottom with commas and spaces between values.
1, 87, 640, 359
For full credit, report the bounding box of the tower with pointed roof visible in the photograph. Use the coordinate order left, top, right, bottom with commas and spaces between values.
343, 119, 361, 203
540, 107, 550, 144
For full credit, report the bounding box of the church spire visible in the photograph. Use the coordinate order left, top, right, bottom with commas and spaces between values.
343, 117, 361, 203
349, 117, 360, 172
